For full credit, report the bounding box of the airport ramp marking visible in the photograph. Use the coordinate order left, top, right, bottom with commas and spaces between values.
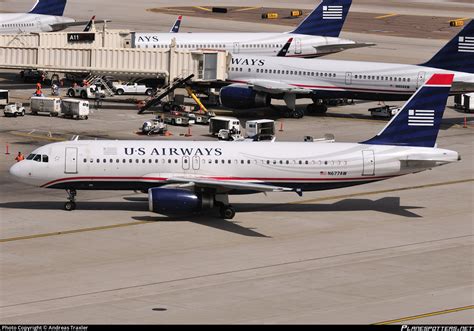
10, 131, 66, 142
0, 221, 149, 243
375, 13, 398, 19
234, 7, 262, 12
1, 178, 472, 243
374, 305, 474, 324
194, 6, 212, 12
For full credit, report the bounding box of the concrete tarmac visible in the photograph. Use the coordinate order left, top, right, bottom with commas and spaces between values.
0, 0, 473, 324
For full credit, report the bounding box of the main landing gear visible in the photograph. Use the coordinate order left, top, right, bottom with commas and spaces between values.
64, 189, 77, 211
214, 194, 235, 219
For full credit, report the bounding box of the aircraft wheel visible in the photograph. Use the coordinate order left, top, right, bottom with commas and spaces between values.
283, 110, 291, 118
220, 205, 235, 219
64, 201, 76, 211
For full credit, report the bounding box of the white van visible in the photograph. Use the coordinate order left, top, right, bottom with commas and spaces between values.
61, 99, 89, 120
30, 96, 61, 116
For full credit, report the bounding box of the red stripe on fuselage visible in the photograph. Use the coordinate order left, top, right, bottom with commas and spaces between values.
41, 175, 396, 188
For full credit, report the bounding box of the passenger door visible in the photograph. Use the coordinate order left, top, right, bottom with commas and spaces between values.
345, 72, 352, 85
417, 71, 426, 88
362, 150, 375, 176
294, 38, 302, 54
65, 147, 78, 174
233, 42, 240, 54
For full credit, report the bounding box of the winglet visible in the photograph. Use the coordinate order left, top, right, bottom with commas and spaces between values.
277, 38, 293, 57
290, 0, 352, 37
361, 73, 454, 148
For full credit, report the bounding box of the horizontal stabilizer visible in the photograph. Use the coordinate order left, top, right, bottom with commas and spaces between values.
313, 42, 375, 55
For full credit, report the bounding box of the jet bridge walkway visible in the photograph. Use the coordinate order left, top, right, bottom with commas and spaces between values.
0, 39, 229, 85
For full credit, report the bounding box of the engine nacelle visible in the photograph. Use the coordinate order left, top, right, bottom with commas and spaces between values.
148, 188, 214, 214
220, 84, 270, 109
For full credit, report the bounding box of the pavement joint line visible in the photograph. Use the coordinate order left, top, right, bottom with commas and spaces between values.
1, 234, 471, 309
0, 178, 471, 243
375, 13, 399, 19
374, 305, 474, 325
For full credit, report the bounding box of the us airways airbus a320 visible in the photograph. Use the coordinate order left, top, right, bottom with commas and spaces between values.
9, 74, 459, 219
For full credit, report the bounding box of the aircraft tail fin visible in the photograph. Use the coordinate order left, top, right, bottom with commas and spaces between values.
362, 74, 454, 148
290, 0, 352, 37
421, 20, 474, 74
29, 0, 67, 16
170, 15, 183, 33
83, 16, 95, 32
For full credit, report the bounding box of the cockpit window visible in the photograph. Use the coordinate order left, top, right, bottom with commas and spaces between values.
27, 153, 49, 162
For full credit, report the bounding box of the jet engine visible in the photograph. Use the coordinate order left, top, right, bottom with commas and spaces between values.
219, 84, 270, 109
148, 188, 214, 214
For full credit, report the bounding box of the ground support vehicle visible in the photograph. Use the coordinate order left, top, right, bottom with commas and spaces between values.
4, 103, 25, 117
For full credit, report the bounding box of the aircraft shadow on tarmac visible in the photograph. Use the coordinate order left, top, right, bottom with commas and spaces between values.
1, 196, 422, 237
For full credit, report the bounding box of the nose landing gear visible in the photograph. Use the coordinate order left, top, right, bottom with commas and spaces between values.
64, 189, 77, 211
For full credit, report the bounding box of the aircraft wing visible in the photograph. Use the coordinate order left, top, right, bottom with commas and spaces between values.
50, 19, 109, 31
314, 42, 376, 55
163, 176, 302, 195
247, 79, 312, 95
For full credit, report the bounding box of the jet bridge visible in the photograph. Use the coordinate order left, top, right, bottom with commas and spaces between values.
0, 37, 229, 84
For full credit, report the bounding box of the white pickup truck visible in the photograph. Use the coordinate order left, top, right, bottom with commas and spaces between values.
113, 82, 154, 96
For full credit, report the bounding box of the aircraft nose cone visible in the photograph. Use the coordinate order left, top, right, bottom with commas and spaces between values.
9, 162, 22, 178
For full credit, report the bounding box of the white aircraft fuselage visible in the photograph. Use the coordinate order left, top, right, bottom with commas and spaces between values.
227, 55, 474, 101
10, 140, 458, 192
132, 32, 360, 58
0, 13, 75, 33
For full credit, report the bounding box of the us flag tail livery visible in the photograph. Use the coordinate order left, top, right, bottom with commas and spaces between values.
422, 20, 474, 74
29, 0, 67, 16
170, 15, 182, 33
290, 0, 352, 37
363, 74, 454, 148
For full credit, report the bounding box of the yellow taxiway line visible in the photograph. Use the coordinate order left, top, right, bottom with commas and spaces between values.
0, 221, 150, 243
375, 13, 399, 19
374, 305, 474, 324
194, 6, 212, 12
1, 179, 472, 244
234, 7, 262, 12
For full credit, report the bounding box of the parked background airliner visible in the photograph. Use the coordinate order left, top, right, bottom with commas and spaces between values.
0, 0, 105, 33
9, 74, 459, 219
219, 20, 474, 118
132, 0, 373, 58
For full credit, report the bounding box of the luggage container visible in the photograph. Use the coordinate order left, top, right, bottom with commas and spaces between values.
463, 93, 474, 113
61, 99, 89, 120
245, 119, 275, 141
30, 96, 61, 116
